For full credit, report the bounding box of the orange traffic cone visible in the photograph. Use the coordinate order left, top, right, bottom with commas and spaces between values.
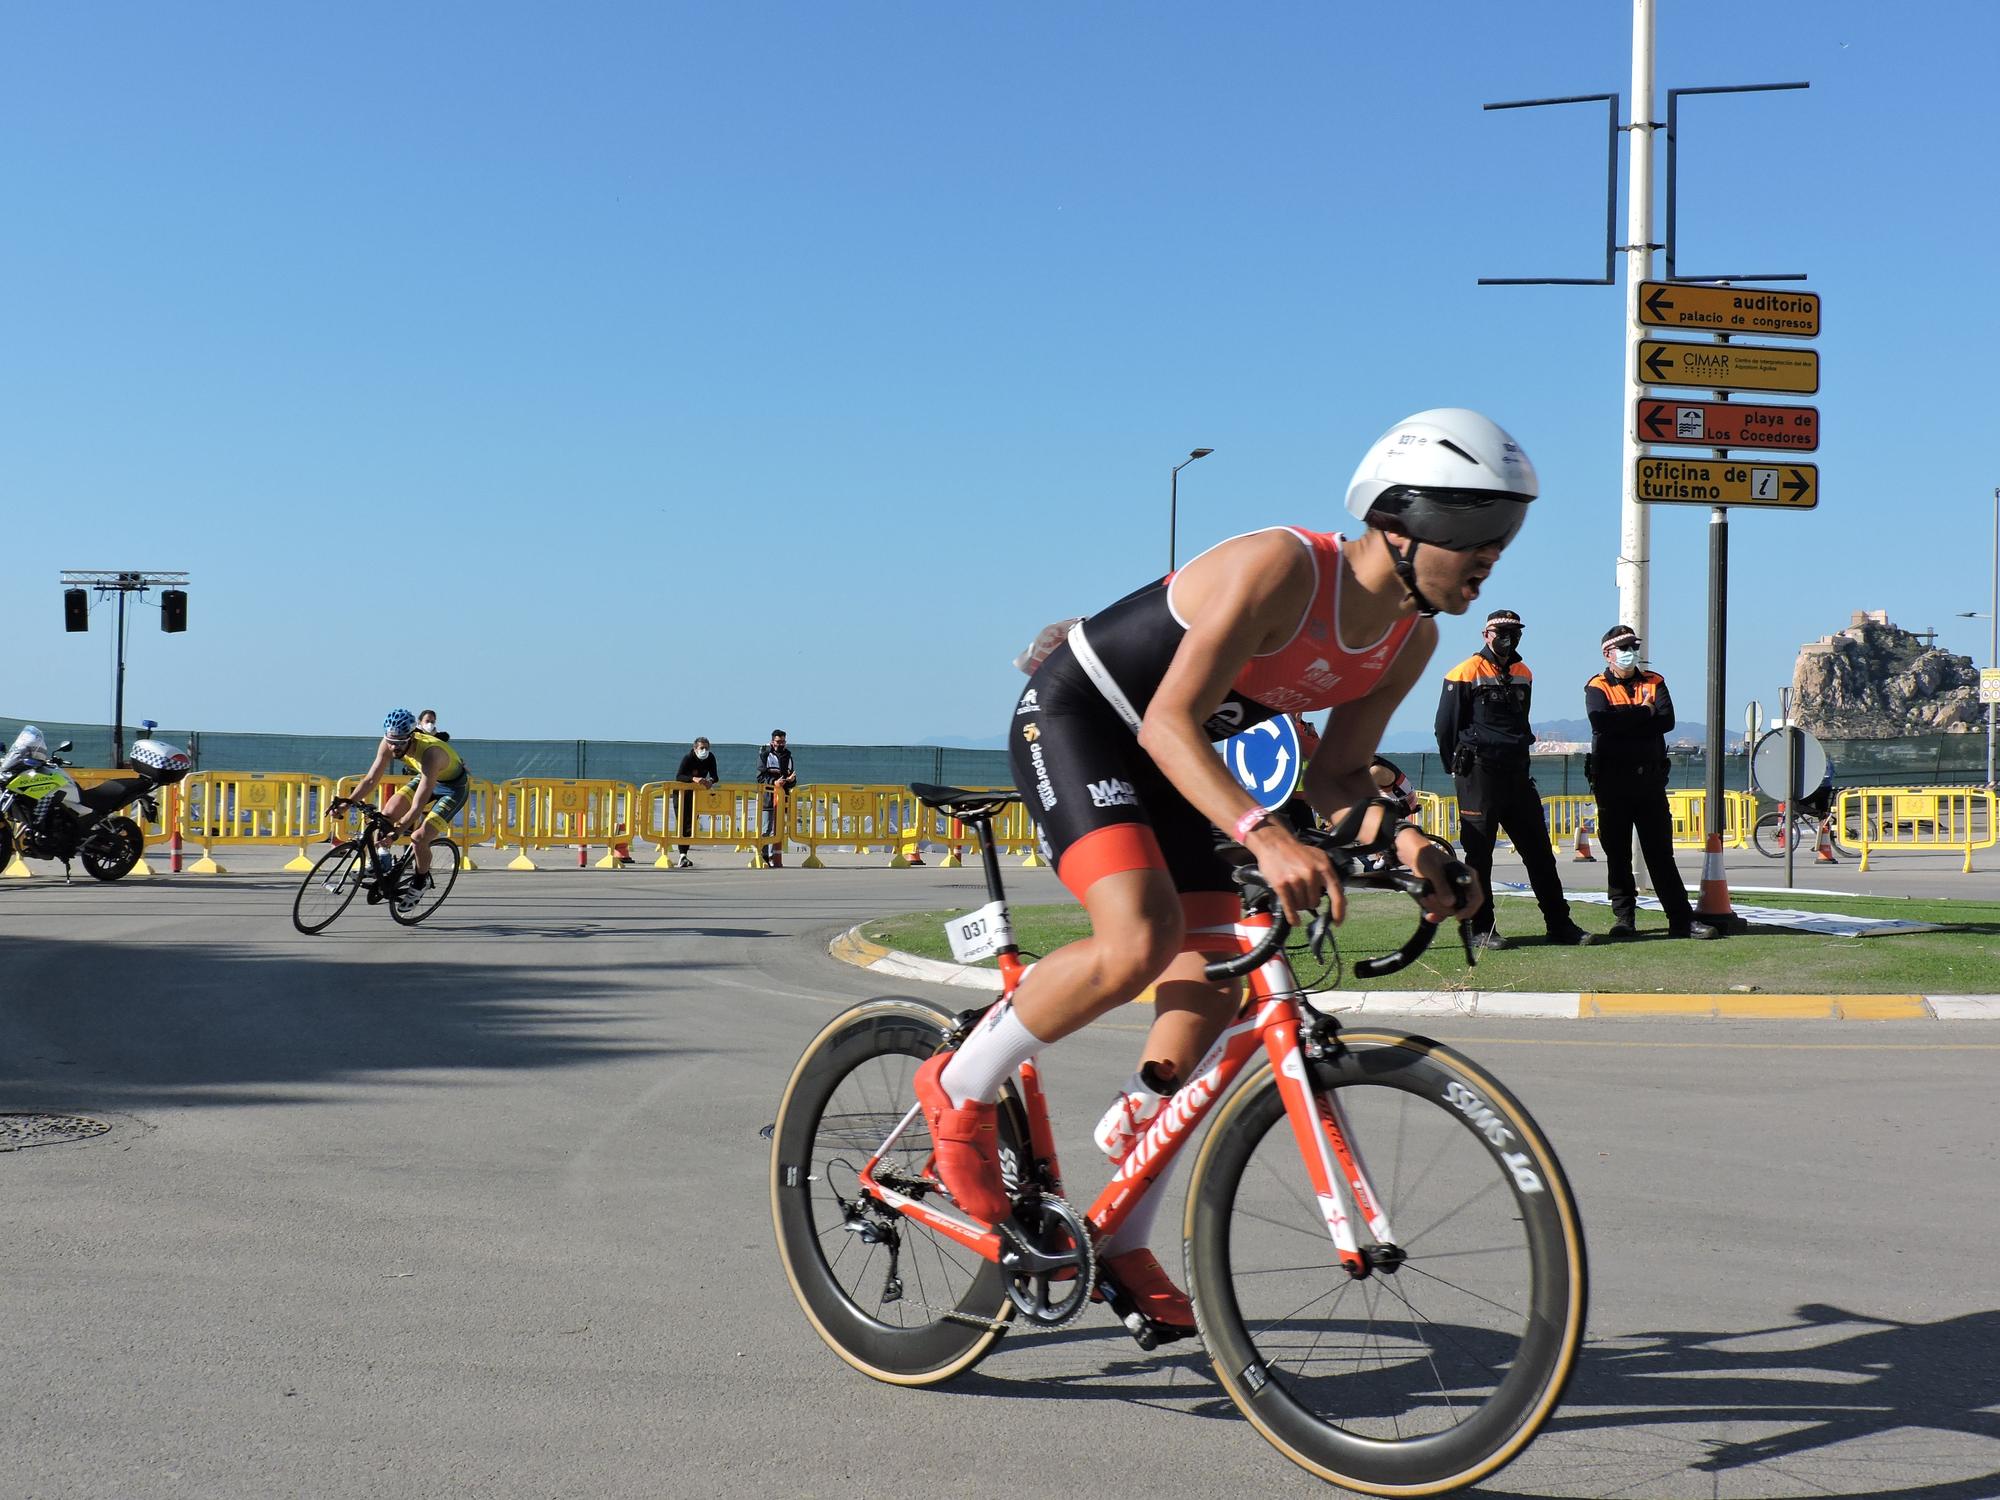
1814, 817, 1839, 864
1572, 816, 1597, 862
1691, 833, 1737, 929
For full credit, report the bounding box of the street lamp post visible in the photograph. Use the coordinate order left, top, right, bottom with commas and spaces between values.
1960, 486, 1999, 787
59, 569, 191, 766
1168, 447, 1214, 574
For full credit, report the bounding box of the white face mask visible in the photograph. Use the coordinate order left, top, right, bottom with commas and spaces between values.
1612, 648, 1639, 671
694, 748, 710, 760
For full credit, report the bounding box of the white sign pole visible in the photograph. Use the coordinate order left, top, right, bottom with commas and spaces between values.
1619, 0, 1657, 648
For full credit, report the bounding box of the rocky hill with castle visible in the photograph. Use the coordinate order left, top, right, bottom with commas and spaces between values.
1792, 610, 1984, 738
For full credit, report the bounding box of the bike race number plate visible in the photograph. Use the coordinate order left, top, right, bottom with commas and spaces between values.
944, 900, 1014, 965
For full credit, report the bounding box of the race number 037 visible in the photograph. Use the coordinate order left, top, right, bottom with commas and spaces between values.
944, 900, 1013, 964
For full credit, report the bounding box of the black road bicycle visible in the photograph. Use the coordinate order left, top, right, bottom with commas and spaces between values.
292, 797, 459, 934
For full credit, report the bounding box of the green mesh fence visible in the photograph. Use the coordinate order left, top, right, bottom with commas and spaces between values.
5, 713, 1985, 794
1, 715, 1012, 788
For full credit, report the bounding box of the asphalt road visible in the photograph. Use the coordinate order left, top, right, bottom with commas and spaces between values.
3, 862, 1996, 1499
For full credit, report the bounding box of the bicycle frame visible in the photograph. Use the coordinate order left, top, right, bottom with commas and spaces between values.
856, 812, 1397, 1278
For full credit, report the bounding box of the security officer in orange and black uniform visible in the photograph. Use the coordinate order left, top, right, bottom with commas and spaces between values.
1436, 609, 1592, 950
1585, 624, 1716, 940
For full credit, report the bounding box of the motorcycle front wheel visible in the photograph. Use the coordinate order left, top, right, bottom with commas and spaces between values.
80, 817, 145, 882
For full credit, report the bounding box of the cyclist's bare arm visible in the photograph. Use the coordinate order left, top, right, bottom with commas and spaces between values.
1303, 623, 1475, 924
347, 741, 396, 804
1135, 532, 1339, 923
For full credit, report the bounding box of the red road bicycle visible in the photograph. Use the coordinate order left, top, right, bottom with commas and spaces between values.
770, 784, 1587, 1495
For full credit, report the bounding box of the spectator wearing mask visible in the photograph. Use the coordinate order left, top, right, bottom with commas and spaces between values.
1585, 625, 1716, 940
756, 730, 796, 868
672, 736, 718, 869
1435, 609, 1592, 950
417, 709, 449, 743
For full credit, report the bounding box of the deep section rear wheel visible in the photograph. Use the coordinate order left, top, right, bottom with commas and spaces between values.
294, 842, 367, 934
389, 840, 459, 926
1186, 1029, 1587, 1496
770, 997, 1023, 1386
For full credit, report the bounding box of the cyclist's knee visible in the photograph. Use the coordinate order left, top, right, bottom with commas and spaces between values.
1087, 905, 1183, 1000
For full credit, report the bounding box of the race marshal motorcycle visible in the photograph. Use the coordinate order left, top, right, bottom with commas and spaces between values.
0, 722, 192, 882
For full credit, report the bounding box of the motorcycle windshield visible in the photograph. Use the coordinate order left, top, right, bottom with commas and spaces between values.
2, 726, 49, 776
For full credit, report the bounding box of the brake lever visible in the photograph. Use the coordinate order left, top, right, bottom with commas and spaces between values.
1307, 906, 1336, 965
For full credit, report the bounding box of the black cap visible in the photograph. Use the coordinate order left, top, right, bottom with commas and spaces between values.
1485, 609, 1523, 630
1601, 624, 1640, 649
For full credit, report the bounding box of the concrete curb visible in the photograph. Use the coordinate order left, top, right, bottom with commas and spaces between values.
827, 924, 2000, 1020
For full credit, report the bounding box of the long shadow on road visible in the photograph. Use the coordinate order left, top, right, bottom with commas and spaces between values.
943, 1300, 1999, 1499
0, 928, 714, 1112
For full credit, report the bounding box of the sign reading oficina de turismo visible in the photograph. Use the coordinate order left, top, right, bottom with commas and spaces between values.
1225, 715, 1302, 810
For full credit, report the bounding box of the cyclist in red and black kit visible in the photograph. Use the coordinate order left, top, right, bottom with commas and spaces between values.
918, 408, 1539, 1332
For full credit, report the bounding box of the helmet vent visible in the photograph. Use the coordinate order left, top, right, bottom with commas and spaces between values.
1434, 439, 1481, 467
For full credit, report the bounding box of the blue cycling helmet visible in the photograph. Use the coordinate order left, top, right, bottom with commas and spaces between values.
383, 708, 417, 741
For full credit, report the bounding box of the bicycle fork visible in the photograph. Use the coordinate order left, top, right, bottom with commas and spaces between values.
1267, 1017, 1402, 1278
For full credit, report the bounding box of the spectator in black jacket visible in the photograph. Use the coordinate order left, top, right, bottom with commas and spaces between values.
672, 737, 718, 868
1585, 625, 1715, 940
756, 730, 797, 868
1435, 609, 1591, 950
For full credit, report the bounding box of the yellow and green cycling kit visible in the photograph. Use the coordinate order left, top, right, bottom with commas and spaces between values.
397, 731, 470, 831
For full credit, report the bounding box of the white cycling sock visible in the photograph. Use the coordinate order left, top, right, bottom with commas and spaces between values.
938, 1002, 1045, 1106
1099, 1158, 1180, 1260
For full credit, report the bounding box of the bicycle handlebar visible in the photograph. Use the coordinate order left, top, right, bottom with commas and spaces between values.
328, 796, 403, 835
1201, 826, 1474, 986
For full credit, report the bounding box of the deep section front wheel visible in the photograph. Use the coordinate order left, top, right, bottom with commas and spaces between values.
770, 997, 1024, 1386
1751, 810, 1814, 859
1185, 1029, 1587, 1496
293, 842, 367, 934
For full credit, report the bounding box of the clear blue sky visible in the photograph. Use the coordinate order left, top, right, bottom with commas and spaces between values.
5, 1, 1994, 749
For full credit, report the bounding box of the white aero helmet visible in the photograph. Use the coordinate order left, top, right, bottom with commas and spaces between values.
1344, 408, 1538, 554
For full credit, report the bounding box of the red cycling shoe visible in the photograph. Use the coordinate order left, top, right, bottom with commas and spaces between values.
1096, 1248, 1196, 1332
914, 1053, 1013, 1224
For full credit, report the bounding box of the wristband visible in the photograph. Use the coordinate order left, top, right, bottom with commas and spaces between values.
1234, 806, 1274, 842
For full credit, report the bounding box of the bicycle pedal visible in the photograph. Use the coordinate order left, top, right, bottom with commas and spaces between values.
1120, 1309, 1194, 1350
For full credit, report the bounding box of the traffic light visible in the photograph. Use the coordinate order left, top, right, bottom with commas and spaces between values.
161, 589, 188, 633
64, 589, 88, 632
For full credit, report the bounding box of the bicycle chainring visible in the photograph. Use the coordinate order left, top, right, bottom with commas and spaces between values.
999, 1194, 1095, 1328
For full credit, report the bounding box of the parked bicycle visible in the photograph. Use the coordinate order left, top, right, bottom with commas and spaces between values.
291, 796, 458, 934
769, 783, 1587, 1496
1751, 790, 1859, 860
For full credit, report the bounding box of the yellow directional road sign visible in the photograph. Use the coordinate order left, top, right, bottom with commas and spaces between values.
1635, 457, 1818, 509
1639, 339, 1819, 394
1638, 281, 1820, 338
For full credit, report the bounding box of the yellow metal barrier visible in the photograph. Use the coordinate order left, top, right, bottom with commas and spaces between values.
1663, 789, 1756, 849
635, 781, 770, 866
991, 799, 1049, 868
1415, 791, 1459, 844
1843, 786, 1997, 872
499, 778, 640, 869
1539, 795, 1594, 849
787, 785, 923, 868
178, 771, 337, 874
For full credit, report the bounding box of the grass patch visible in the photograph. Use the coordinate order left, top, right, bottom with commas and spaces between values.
865, 892, 2000, 995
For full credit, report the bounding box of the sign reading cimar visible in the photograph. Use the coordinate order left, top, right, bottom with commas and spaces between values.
1635, 457, 1818, 509
1638, 281, 1820, 338
1639, 339, 1819, 395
